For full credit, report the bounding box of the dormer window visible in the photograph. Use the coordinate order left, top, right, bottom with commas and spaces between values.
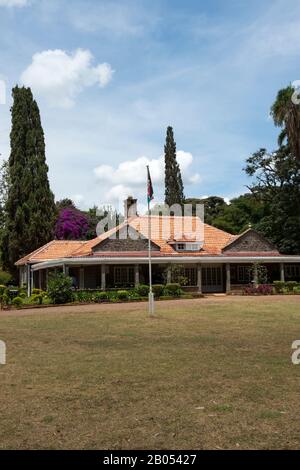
177, 243, 185, 251
175, 242, 202, 252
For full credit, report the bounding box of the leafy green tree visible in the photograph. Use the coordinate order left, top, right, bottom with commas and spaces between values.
245, 145, 300, 254
164, 126, 184, 206
1, 86, 56, 276
0, 160, 9, 259
56, 198, 76, 210
185, 196, 227, 225
213, 193, 269, 234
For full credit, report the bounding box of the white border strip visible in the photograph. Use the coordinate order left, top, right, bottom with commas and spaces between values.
31, 256, 300, 271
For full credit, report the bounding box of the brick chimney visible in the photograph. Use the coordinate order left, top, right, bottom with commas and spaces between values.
124, 196, 138, 220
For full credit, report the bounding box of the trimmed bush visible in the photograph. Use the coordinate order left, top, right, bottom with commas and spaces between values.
293, 286, 300, 294
166, 282, 180, 296
95, 291, 109, 302
47, 273, 74, 305
286, 281, 298, 292
273, 281, 300, 294
165, 283, 183, 297
12, 296, 23, 308
117, 290, 129, 301
273, 281, 285, 293
152, 284, 164, 298
30, 293, 45, 305
137, 284, 150, 297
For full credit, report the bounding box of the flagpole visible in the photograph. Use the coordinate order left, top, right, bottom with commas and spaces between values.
147, 165, 155, 317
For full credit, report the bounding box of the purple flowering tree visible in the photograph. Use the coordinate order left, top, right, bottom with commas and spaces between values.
55, 208, 89, 240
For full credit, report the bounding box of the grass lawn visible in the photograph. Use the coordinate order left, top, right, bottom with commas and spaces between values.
0, 296, 300, 450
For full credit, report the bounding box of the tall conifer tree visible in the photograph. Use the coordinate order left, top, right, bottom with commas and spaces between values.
164, 126, 184, 206
1, 86, 56, 275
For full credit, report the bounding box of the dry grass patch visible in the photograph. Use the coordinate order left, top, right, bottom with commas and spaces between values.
0, 296, 300, 449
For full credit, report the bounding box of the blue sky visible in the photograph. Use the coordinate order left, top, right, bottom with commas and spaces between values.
0, 0, 299, 212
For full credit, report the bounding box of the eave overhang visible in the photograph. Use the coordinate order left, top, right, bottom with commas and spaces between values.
30, 255, 300, 271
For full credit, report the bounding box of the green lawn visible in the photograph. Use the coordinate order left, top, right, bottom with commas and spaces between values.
0, 297, 300, 450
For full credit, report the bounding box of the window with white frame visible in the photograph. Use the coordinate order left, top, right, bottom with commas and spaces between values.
175, 243, 201, 252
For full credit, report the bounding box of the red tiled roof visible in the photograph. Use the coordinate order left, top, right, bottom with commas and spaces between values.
15, 216, 280, 265
15, 240, 86, 266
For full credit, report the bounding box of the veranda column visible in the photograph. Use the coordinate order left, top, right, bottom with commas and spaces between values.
39, 270, 42, 290
63, 264, 69, 276
134, 264, 140, 289
226, 263, 231, 294
253, 264, 258, 287
27, 264, 31, 297
280, 263, 285, 282
167, 265, 172, 284
101, 264, 106, 291
79, 268, 85, 289
197, 264, 202, 293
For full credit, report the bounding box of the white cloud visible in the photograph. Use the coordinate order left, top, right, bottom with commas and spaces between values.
20, 49, 114, 107
94, 151, 200, 205
0, 0, 29, 6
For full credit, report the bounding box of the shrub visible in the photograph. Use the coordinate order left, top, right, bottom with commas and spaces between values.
244, 284, 273, 295
95, 291, 109, 302
47, 273, 74, 305
137, 284, 150, 297
30, 289, 47, 305
165, 283, 183, 297
117, 290, 129, 301
0, 287, 9, 308
0, 270, 12, 286
256, 284, 273, 295
152, 284, 164, 298
273, 281, 300, 294
30, 293, 45, 305
293, 286, 300, 294
273, 281, 285, 293
12, 296, 23, 308
286, 281, 298, 292
0, 285, 7, 296
32, 288, 44, 295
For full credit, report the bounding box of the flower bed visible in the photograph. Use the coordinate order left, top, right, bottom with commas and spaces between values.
243, 281, 300, 295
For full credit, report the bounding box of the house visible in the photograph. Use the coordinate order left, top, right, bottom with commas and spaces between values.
16, 197, 300, 295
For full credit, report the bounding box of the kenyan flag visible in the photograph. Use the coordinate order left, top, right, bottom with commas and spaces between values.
147, 165, 154, 204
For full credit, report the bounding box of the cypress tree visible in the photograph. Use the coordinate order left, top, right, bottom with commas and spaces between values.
164, 126, 185, 206
1, 86, 56, 275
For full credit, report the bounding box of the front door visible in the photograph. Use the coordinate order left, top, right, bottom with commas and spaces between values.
202, 265, 223, 293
